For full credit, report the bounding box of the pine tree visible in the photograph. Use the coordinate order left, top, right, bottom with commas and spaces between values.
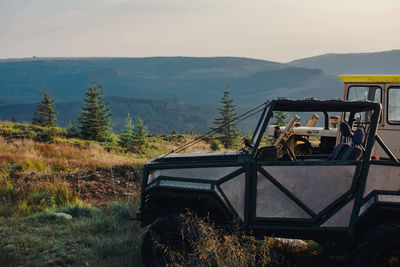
274, 111, 289, 126
118, 113, 135, 150
32, 88, 57, 127
212, 84, 238, 148
66, 122, 81, 138
133, 117, 147, 151
78, 78, 111, 141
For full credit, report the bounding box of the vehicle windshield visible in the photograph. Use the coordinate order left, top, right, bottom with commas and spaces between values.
346, 86, 381, 122
347, 86, 381, 102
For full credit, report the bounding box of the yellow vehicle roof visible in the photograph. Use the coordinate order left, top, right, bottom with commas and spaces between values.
339, 75, 400, 83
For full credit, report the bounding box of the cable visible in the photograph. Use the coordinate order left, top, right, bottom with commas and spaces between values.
157, 101, 270, 159
172, 107, 265, 154
166, 102, 268, 155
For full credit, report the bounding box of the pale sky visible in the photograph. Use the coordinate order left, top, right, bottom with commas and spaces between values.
1, 0, 399, 62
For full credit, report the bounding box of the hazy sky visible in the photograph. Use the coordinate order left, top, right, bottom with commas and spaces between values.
1, 0, 399, 62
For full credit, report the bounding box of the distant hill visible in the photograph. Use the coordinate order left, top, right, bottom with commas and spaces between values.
0, 57, 341, 105
290, 50, 400, 75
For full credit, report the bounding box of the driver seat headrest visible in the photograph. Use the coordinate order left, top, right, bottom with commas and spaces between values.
340, 122, 352, 137
352, 128, 365, 146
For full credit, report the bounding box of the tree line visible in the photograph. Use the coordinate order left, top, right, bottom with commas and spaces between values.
32, 77, 148, 151
31, 78, 241, 150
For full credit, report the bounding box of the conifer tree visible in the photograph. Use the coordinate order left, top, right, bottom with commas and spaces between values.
274, 111, 289, 126
133, 117, 147, 150
118, 113, 135, 149
212, 84, 238, 148
78, 78, 111, 141
32, 88, 57, 127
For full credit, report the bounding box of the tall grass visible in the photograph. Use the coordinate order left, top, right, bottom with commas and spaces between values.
157, 212, 348, 267
0, 137, 138, 175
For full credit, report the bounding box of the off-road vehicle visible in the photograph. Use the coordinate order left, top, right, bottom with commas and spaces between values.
139, 75, 400, 266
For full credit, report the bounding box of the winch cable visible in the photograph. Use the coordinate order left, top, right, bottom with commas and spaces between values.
159, 101, 270, 159
169, 107, 264, 155
164, 101, 269, 156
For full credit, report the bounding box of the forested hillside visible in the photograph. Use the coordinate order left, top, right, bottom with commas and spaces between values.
0, 57, 341, 105
0, 97, 213, 133
0, 56, 344, 133
0, 97, 263, 134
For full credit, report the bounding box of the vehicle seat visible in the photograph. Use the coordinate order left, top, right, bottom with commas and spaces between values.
329, 122, 352, 160
339, 129, 365, 160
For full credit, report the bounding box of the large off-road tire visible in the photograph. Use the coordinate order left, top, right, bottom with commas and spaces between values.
354, 223, 400, 267
141, 214, 190, 267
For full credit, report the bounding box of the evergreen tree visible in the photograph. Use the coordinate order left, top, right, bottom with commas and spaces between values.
78, 78, 111, 141
212, 84, 238, 148
118, 113, 135, 149
133, 117, 147, 151
32, 88, 57, 127
66, 122, 81, 138
274, 111, 289, 126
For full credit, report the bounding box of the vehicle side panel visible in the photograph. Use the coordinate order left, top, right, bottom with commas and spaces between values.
261, 165, 355, 214
364, 164, 400, 197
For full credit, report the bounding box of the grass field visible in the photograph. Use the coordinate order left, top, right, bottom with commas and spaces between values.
0, 121, 350, 266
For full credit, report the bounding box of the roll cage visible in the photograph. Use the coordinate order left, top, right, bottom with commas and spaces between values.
249, 99, 382, 161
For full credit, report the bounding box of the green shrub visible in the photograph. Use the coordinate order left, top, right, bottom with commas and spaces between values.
104, 202, 134, 221
22, 130, 36, 139
210, 139, 220, 151
10, 160, 46, 175
24, 160, 46, 171
10, 165, 23, 175
19, 185, 79, 214
163, 134, 185, 142
65, 123, 81, 138
202, 135, 212, 142
33, 127, 58, 142
26, 189, 56, 211
0, 181, 15, 203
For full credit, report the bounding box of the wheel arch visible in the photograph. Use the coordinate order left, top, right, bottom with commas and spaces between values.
354, 203, 400, 241
140, 188, 235, 228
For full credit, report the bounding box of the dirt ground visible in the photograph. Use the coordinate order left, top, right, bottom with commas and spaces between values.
10, 166, 143, 205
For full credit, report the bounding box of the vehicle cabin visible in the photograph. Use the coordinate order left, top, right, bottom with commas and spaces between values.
267, 75, 400, 159
341, 75, 400, 158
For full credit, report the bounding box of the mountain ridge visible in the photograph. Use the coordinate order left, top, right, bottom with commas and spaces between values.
289, 49, 400, 75
0, 56, 337, 105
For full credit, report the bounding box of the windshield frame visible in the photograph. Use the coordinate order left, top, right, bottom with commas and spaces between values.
249, 104, 274, 158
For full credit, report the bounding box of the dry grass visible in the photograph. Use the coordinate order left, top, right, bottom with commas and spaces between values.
0, 123, 242, 216
155, 212, 348, 267
0, 137, 138, 176
0, 133, 224, 214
